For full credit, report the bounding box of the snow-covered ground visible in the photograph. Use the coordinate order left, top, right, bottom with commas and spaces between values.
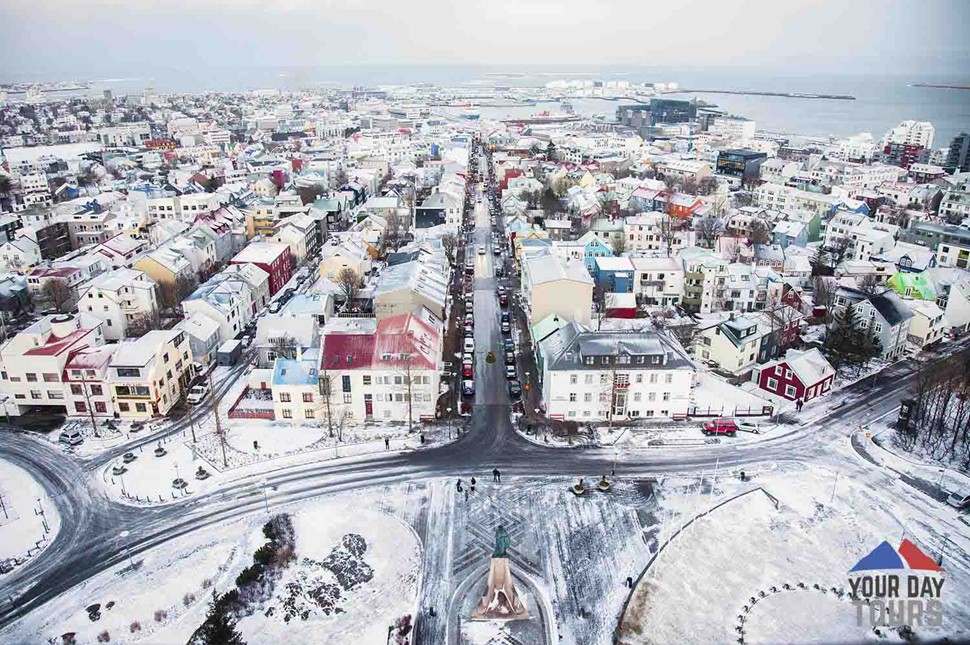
690, 370, 774, 417
0, 459, 60, 573
1, 488, 423, 644
618, 463, 970, 644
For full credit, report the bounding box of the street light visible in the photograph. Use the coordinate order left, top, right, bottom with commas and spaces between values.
118, 530, 134, 568
259, 477, 270, 517
447, 407, 453, 439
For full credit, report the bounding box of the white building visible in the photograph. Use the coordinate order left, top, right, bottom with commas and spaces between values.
77, 268, 160, 341
147, 193, 221, 222
537, 322, 695, 421
108, 328, 193, 418
883, 120, 935, 150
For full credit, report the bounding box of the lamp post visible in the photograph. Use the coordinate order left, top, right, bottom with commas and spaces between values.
118, 530, 134, 568
259, 477, 270, 517
447, 407, 453, 439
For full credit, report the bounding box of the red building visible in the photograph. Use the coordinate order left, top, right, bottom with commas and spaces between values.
755, 348, 835, 403
230, 242, 292, 296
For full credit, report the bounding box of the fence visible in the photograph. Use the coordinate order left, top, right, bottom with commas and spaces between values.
687, 404, 774, 418
226, 387, 276, 420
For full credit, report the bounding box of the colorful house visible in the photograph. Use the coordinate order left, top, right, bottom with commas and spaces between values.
887, 272, 937, 301
753, 348, 835, 403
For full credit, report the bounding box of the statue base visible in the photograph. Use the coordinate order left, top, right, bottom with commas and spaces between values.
471, 557, 529, 621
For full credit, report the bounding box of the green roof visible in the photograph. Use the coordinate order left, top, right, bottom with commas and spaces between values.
531, 313, 569, 344
887, 272, 936, 300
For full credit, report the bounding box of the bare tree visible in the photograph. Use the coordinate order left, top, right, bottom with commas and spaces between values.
161, 274, 199, 309
856, 273, 884, 295
658, 214, 676, 257
592, 284, 608, 331
382, 211, 407, 252
811, 276, 836, 322
440, 233, 458, 267
317, 361, 337, 438
268, 335, 298, 361
748, 218, 772, 246
611, 232, 627, 256
696, 216, 721, 249
393, 354, 418, 434
126, 309, 161, 337
42, 278, 74, 313
696, 176, 720, 196
733, 191, 755, 208
335, 268, 363, 310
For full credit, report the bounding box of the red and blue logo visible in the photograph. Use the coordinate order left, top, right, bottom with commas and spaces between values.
850, 539, 942, 573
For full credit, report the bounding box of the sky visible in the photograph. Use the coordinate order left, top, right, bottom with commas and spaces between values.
1, 0, 968, 81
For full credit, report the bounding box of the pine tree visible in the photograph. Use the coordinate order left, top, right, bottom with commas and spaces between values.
823, 303, 860, 370
196, 591, 246, 645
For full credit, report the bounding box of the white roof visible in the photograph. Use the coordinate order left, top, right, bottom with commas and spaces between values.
525, 253, 593, 286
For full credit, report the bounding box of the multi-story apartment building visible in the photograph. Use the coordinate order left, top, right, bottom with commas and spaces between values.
537, 322, 694, 421
631, 257, 684, 307
230, 242, 292, 296
147, 193, 221, 222
77, 268, 160, 341
824, 212, 899, 262
0, 313, 105, 415
108, 328, 193, 418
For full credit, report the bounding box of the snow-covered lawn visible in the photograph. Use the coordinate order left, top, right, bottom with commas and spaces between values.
690, 370, 774, 417
0, 489, 423, 644
98, 436, 223, 505
236, 503, 421, 643
618, 464, 970, 644
0, 459, 60, 573
0, 517, 253, 645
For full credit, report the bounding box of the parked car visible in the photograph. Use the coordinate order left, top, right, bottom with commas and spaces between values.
736, 419, 761, 434
503, 338, 515, 352
187, 383, 210, 405
59, 429, 84, 446
493, 247, 502, 256
505, 351, 516, 365
462, 363, 473, 378
465, 313, 474, 326
508, 379, 522, 399
496, 286, 506, 296
946, 491, 970, 510
465, 300, 474, 314
464, 337, 475, 352
505, 365, 517, 379
496, 266, 505, 277
702, 419, 738, 436
462, 379, 476, 396
501, 311, 510, 323
499, 293, 509, 306
501, 321, 511, 333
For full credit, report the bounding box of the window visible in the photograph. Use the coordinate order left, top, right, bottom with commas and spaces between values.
648, 392, 656, 402
600, 374, 610, 384
363, 375, 372, 386
304, 409, 315, 419
635, 374, 643, 384
633, 392, 642, 402
662, 392, 670, 401
95, 402, 106, 413
774, 366, 783, 375
785, 385, 797, 398
116, 368, 140, 378
302, 393, 313, 403
569, 393, 577, 402
649, 374, 657, 384
343, 394, 352, 404
584, 374, 593, 385
282, 408, 292, 419
874, 323, 883, 333
135, 403, 147, 412
279, 393, 291, 402
70, 384, 83, 395
585, 357, 594, 365
75, 401, 87, 413
43, 373, 59, 382
26, 373, 37, 382
665, 374, 672, 384
785, 369, 792, 379
569, 375, 578, 385
342, 375, 352, 392
91, 384, 103, 396
119, 402, 130, 411
767, 377, 778, 390
584, 393, 592, 403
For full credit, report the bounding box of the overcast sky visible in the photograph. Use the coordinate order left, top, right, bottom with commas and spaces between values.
1, 0, 968, 80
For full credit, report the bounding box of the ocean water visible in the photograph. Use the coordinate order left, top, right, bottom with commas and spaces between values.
5, 64, 969, 144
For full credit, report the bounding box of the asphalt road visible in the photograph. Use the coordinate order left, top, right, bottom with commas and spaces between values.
1, 147, 968, 629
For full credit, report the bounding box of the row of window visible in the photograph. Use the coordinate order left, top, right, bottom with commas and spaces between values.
567, 391, 672, 403
565, 409, 669, 418
568, 372, 673, 385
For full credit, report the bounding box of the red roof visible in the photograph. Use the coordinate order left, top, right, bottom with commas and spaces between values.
24, 329, 92, 356
321, 313, 438, 371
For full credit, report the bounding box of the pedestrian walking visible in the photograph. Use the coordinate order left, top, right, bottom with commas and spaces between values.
626, 576, 634, 589
385, 437, 390, 450
470, 476, 476, 492
796, 398, 804, 412
456, 479, 463, 492
464, 488, 469, 502
492, 468, 501, 483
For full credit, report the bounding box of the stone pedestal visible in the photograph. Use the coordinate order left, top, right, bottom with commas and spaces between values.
471, 557, 529, 621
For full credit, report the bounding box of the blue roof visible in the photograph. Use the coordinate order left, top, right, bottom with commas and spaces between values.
272, 349, 319, 386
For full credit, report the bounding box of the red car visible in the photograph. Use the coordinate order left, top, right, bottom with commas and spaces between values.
702, 419, 738, 436
499, 294, 509, 306
462, 363, 473, 378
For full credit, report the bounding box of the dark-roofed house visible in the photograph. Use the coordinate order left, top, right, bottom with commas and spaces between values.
833, 287, 914, 361
537, 322, 695, 421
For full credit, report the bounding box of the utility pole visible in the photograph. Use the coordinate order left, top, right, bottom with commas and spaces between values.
80, 374, 99, 438
208, 370, 227, 467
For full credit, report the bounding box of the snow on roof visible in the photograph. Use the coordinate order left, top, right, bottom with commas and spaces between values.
769, 348, 835, 386
272, 349, 319, 386
524, 254, 593, 286
181, 313, 221, 340
256, 315, 318, 347
84, 267, 154, 293
110, 330, 181, 367
232, 241, 289, 264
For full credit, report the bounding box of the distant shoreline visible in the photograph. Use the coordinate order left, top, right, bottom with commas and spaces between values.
666, 89, 856, 100
910, 82, 970, 91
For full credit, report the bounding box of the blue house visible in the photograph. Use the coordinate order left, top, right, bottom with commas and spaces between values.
771, 220, 808, 249
578, 232, 615, 272
592, 256, 635, 293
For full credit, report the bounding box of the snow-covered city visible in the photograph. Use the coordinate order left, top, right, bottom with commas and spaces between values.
1, 1, 970, 644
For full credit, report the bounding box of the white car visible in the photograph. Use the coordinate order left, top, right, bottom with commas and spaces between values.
947, 491, 970, 510
187, 383, 209, 405
736, 419, 761, 434
478, 246, 486, 255
464, 337, 475, 352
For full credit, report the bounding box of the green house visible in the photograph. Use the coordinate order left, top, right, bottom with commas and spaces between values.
887, 272, 936, 301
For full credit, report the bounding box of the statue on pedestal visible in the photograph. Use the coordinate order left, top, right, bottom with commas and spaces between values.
472, 525, 529, 621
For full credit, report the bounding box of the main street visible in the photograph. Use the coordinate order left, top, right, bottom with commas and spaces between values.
0, 147, 967, 632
